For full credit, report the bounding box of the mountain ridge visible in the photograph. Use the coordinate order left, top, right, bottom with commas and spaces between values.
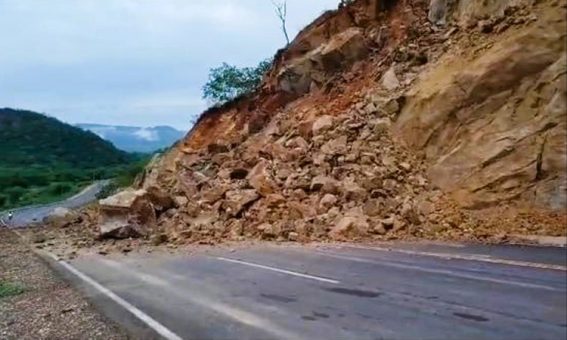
76, 123, 184, 153
0, 108, 136, 209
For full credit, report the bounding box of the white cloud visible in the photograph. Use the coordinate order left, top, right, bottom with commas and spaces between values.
133, 128, 159, 141
0, 0, 339, 129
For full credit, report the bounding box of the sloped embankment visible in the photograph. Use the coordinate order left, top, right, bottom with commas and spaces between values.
72, 0, 566, 247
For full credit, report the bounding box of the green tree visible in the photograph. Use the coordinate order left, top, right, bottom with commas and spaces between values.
5, 187, 25, 204
48, 182, 73, 196
202, 59, 271, 105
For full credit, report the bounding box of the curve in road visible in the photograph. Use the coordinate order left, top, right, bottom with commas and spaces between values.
1, 180, 109, 228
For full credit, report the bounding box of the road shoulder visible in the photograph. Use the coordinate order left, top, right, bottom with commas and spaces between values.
0, 229, 128, 339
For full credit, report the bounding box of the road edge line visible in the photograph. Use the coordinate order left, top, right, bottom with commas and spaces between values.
8, 228, 183, 340
333, 244, 567, 271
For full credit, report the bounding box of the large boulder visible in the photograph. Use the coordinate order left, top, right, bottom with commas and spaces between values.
247, 160, 278, 196
98, 189, 157, 239
223, 190, 260, 217
277, 28, 368, 95
330, 215, 369, 240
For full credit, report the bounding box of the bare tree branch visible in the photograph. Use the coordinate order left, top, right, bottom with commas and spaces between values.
272, 0, 290, 46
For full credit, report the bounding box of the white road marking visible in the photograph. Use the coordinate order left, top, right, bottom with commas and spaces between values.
44, 253, 183, 340
216, 257, 340, 284
330, 245, 567, 271
314, 251, 562, 292
99, 258, 305, 340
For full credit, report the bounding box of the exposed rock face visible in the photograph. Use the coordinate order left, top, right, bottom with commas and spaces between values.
396, 6, 567, 210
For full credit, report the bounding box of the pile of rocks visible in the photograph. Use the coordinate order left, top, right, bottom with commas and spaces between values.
135, 86, 471, 245
89, 1, 473, 245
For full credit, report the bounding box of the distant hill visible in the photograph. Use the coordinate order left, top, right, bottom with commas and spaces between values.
0, 108, 136, 210
0, 109, 132, 168
76, 124, 184, 153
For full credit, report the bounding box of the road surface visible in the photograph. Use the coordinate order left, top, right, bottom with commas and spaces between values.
2, 180, 108, 227
65, 242, 566, 340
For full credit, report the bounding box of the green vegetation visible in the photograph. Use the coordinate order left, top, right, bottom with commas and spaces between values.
96, 156, 153, 199
202, 59, 272, 105
0, 108, 145, 210
0, 281, 25, 299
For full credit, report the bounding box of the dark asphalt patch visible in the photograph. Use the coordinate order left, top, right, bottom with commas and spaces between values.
324, 287, 382, 298
453, 312, 490, 322
260, 293, 297, 303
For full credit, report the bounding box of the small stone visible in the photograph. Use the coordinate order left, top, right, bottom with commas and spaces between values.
381, 66, 400, 91
380, 216, 395, 229
207, 143, 229, 154
371, 118, 391, 134
363, 199, 382, 216
399, 162, 411, 171
478, 20, 494, 33
371, 224, 387, 235
319, 194, 338, 209
150, 233, 168, 246
364, 102, 377, 115
61, 307, 74, 314
312, 115, 334, 135
393, 218, 407, 231
257, 223, 280, 239
311, 176, 339, 194
31, 233, 47, 244
341, 181, 368, 201
288, 232, 299, 242
321, 136, 348, 155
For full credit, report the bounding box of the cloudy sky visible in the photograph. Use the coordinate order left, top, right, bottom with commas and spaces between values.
0, 0, 338, 130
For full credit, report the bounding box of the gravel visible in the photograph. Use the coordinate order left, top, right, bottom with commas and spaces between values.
0, 229, 128, 340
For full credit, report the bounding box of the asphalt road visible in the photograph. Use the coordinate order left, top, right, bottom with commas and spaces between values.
69, 242, 567, 340
2, 180, 108, 228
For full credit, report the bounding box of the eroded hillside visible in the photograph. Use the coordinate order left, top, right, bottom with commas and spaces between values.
38, 0, 566, 253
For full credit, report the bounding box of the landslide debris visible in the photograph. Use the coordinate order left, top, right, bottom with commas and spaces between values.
34, 0, 567, 252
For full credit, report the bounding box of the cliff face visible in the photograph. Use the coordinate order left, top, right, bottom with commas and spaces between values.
129, 0, 565, 244
396, 4, 566, 210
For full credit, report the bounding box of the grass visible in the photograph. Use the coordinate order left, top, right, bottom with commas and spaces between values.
0, 107, 145, 211
0, 157, 151, 210
0, 178, 89, 211
0, 281, 25, 299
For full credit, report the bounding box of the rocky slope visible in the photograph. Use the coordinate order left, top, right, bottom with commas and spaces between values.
60, 0, 565, 248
